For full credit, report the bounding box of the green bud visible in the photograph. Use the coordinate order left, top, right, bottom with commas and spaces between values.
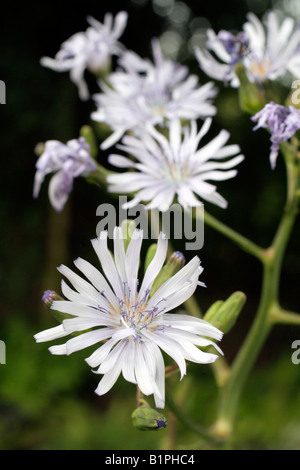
203, 300, 224, 322
121, 219, 136, 251
42, 290, 63, 308
132, 405, 167, 431
34, 142, 45, 157
80, 125, 98, 159
234, 63, 267, 115
203, 291, 246, 334
150, 251, 185, 296
42, 290, 74, 323
144, 244, 158, 272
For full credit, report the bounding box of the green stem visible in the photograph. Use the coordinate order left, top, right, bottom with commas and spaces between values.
195, 207, 264, 262
213, 262, 274, 438
165, 386, 221, 445
212, 149, 300, 440
86, 163, 113, 188
270, 308, 300, 326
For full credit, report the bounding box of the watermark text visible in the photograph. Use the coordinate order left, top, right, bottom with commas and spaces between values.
96, 197, 204, 251
0, 80, 6, 104
0, 340, 6, 364
291, 339, 300, 364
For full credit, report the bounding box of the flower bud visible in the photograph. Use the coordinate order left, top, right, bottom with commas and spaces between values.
234, 63, 266, 114
42, 290, 63, 308
132, 405, 167, 431
144, 243, 158, 272
203, 300, 224, 321
42, 290, 74, 323
150, 251, 185, 296
34, 142, 45, 157
121, 219, 136, 251
203, 291, 246, 334
80, 125, 98, 159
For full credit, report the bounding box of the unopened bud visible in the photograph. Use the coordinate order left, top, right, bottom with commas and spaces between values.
42, 290, 63, 308
203, 300, 224, 321
42, 290, 74, 323
234, 63, 267, 114
144, 244, 158, 272
34, 142, 45, 157
121, 219, 137, 251
203, 291, 246, 334
150, 251, 185, 296
132, 405, 167, 431
80, 125, 98, 159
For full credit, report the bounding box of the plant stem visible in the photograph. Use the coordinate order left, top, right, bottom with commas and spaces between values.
165, 386, 221, 445
212, 148, 300, 440
195, 207, 265, 262
86, 163, 113, 188
270, 307, 300, 326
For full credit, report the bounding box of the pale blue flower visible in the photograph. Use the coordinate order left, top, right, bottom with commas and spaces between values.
209, 30, 249, 66
41, 11, 128, 100
92, 38, 218, 149
33, 137, 96, 212
195, 11, 300, 87
107, 118, 244, 211
252, 102, 300, 168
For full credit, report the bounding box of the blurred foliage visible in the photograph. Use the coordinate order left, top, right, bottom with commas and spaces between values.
1, 0, 300, 450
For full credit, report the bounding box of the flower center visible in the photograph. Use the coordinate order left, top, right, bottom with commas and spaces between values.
138, 86, 170, 120
117, 283, 166, 339
249, 61, 270, 80
165, 159, 191, 187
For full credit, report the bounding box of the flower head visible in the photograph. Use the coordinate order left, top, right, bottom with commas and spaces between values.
92, 38, 218, 149
252, 101, 300, 168
209, 30, 250, 67
34, 227, 223, 408
33, 136, 96, 212
41, 11, 128, 100
195, 11, 300, 87
107, 118, 244, 211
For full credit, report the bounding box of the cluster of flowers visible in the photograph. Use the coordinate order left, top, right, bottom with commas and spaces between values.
34, 9, 300, 408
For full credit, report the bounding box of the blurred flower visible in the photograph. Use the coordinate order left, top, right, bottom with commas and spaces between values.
41, 11, 128, 100
34, 227, 223, 408
107, 118, 244, 211
33, 137, 96, 212
195, 11, 300, 87
252, 101, 300, 168
92, 38, 218, 149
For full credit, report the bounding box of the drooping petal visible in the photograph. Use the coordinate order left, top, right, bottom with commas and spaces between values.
34, 324, 69, 343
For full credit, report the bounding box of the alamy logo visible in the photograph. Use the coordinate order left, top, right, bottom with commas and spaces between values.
0, 340, 6, 364
291, 80, 300, 105
291, 339, 300, 365
96, 197, 205, 251
0, 80, 6, 104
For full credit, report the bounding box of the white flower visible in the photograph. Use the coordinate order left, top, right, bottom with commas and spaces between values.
34, 228, 223, 408
195, 10, 300, 87
107, 118, 244, 211
41, 11, 128, 100
33, 137, 96, 212
92, 38, 218, 149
